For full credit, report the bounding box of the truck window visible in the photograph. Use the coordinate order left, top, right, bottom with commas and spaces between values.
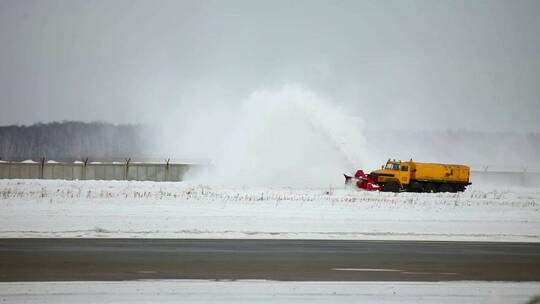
385, 163, 400, 170
401, 165, 408, 171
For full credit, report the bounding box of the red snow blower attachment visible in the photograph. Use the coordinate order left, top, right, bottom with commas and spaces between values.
344, 170, 380, 191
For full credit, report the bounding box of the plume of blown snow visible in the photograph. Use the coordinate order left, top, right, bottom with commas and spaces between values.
199, 85, 371, 187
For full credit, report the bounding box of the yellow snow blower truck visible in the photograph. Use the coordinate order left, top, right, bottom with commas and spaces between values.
345, 159, 471, 193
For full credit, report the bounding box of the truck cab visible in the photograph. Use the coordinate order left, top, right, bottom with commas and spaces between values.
369, 159, 411, 191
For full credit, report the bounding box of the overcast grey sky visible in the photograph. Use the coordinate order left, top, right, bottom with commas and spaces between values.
0, 0, 539, 132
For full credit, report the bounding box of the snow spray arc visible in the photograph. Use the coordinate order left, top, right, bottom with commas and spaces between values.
206, 85, 371, 187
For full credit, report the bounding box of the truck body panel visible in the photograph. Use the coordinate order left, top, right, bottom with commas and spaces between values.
411, 162, 470, 183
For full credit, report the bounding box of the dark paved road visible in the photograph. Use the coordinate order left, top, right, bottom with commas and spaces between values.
1, 239, 539, 282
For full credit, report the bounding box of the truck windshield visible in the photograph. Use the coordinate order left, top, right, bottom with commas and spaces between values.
385, 163, 400, 170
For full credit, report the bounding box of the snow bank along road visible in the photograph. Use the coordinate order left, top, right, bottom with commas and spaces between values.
1, 179, 539, 241
2, 281, 539, 304
2, 239, 540, 282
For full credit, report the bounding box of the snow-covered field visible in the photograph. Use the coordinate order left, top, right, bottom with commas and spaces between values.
1, 280, 539, 304
1, 179, 539, 241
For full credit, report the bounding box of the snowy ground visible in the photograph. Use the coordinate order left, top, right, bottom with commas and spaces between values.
1, 280, 539, 304
1, 179, 539, 241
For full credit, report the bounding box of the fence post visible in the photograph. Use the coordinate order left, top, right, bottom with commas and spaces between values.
165, 158, 170, 181
124, 158, 131, 180
40, 157, 45, 179
83, 158, 88, 180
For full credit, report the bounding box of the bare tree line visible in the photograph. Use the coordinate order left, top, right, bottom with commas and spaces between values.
0, 121, 143, 161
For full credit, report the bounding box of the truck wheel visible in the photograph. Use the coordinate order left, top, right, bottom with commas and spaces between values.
382, 182, 400, 193
439, 184, 454, 193
455, 184, 466, 192
424, 183, 438, 193
408, 181, 423, 192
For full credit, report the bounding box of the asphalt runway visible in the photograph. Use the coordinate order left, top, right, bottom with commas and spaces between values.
1, 239, 539, 282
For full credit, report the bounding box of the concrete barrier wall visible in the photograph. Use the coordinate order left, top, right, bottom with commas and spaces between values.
0, 161, 199, 182
0, 163, 41, 179
43, 163, 84, 180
